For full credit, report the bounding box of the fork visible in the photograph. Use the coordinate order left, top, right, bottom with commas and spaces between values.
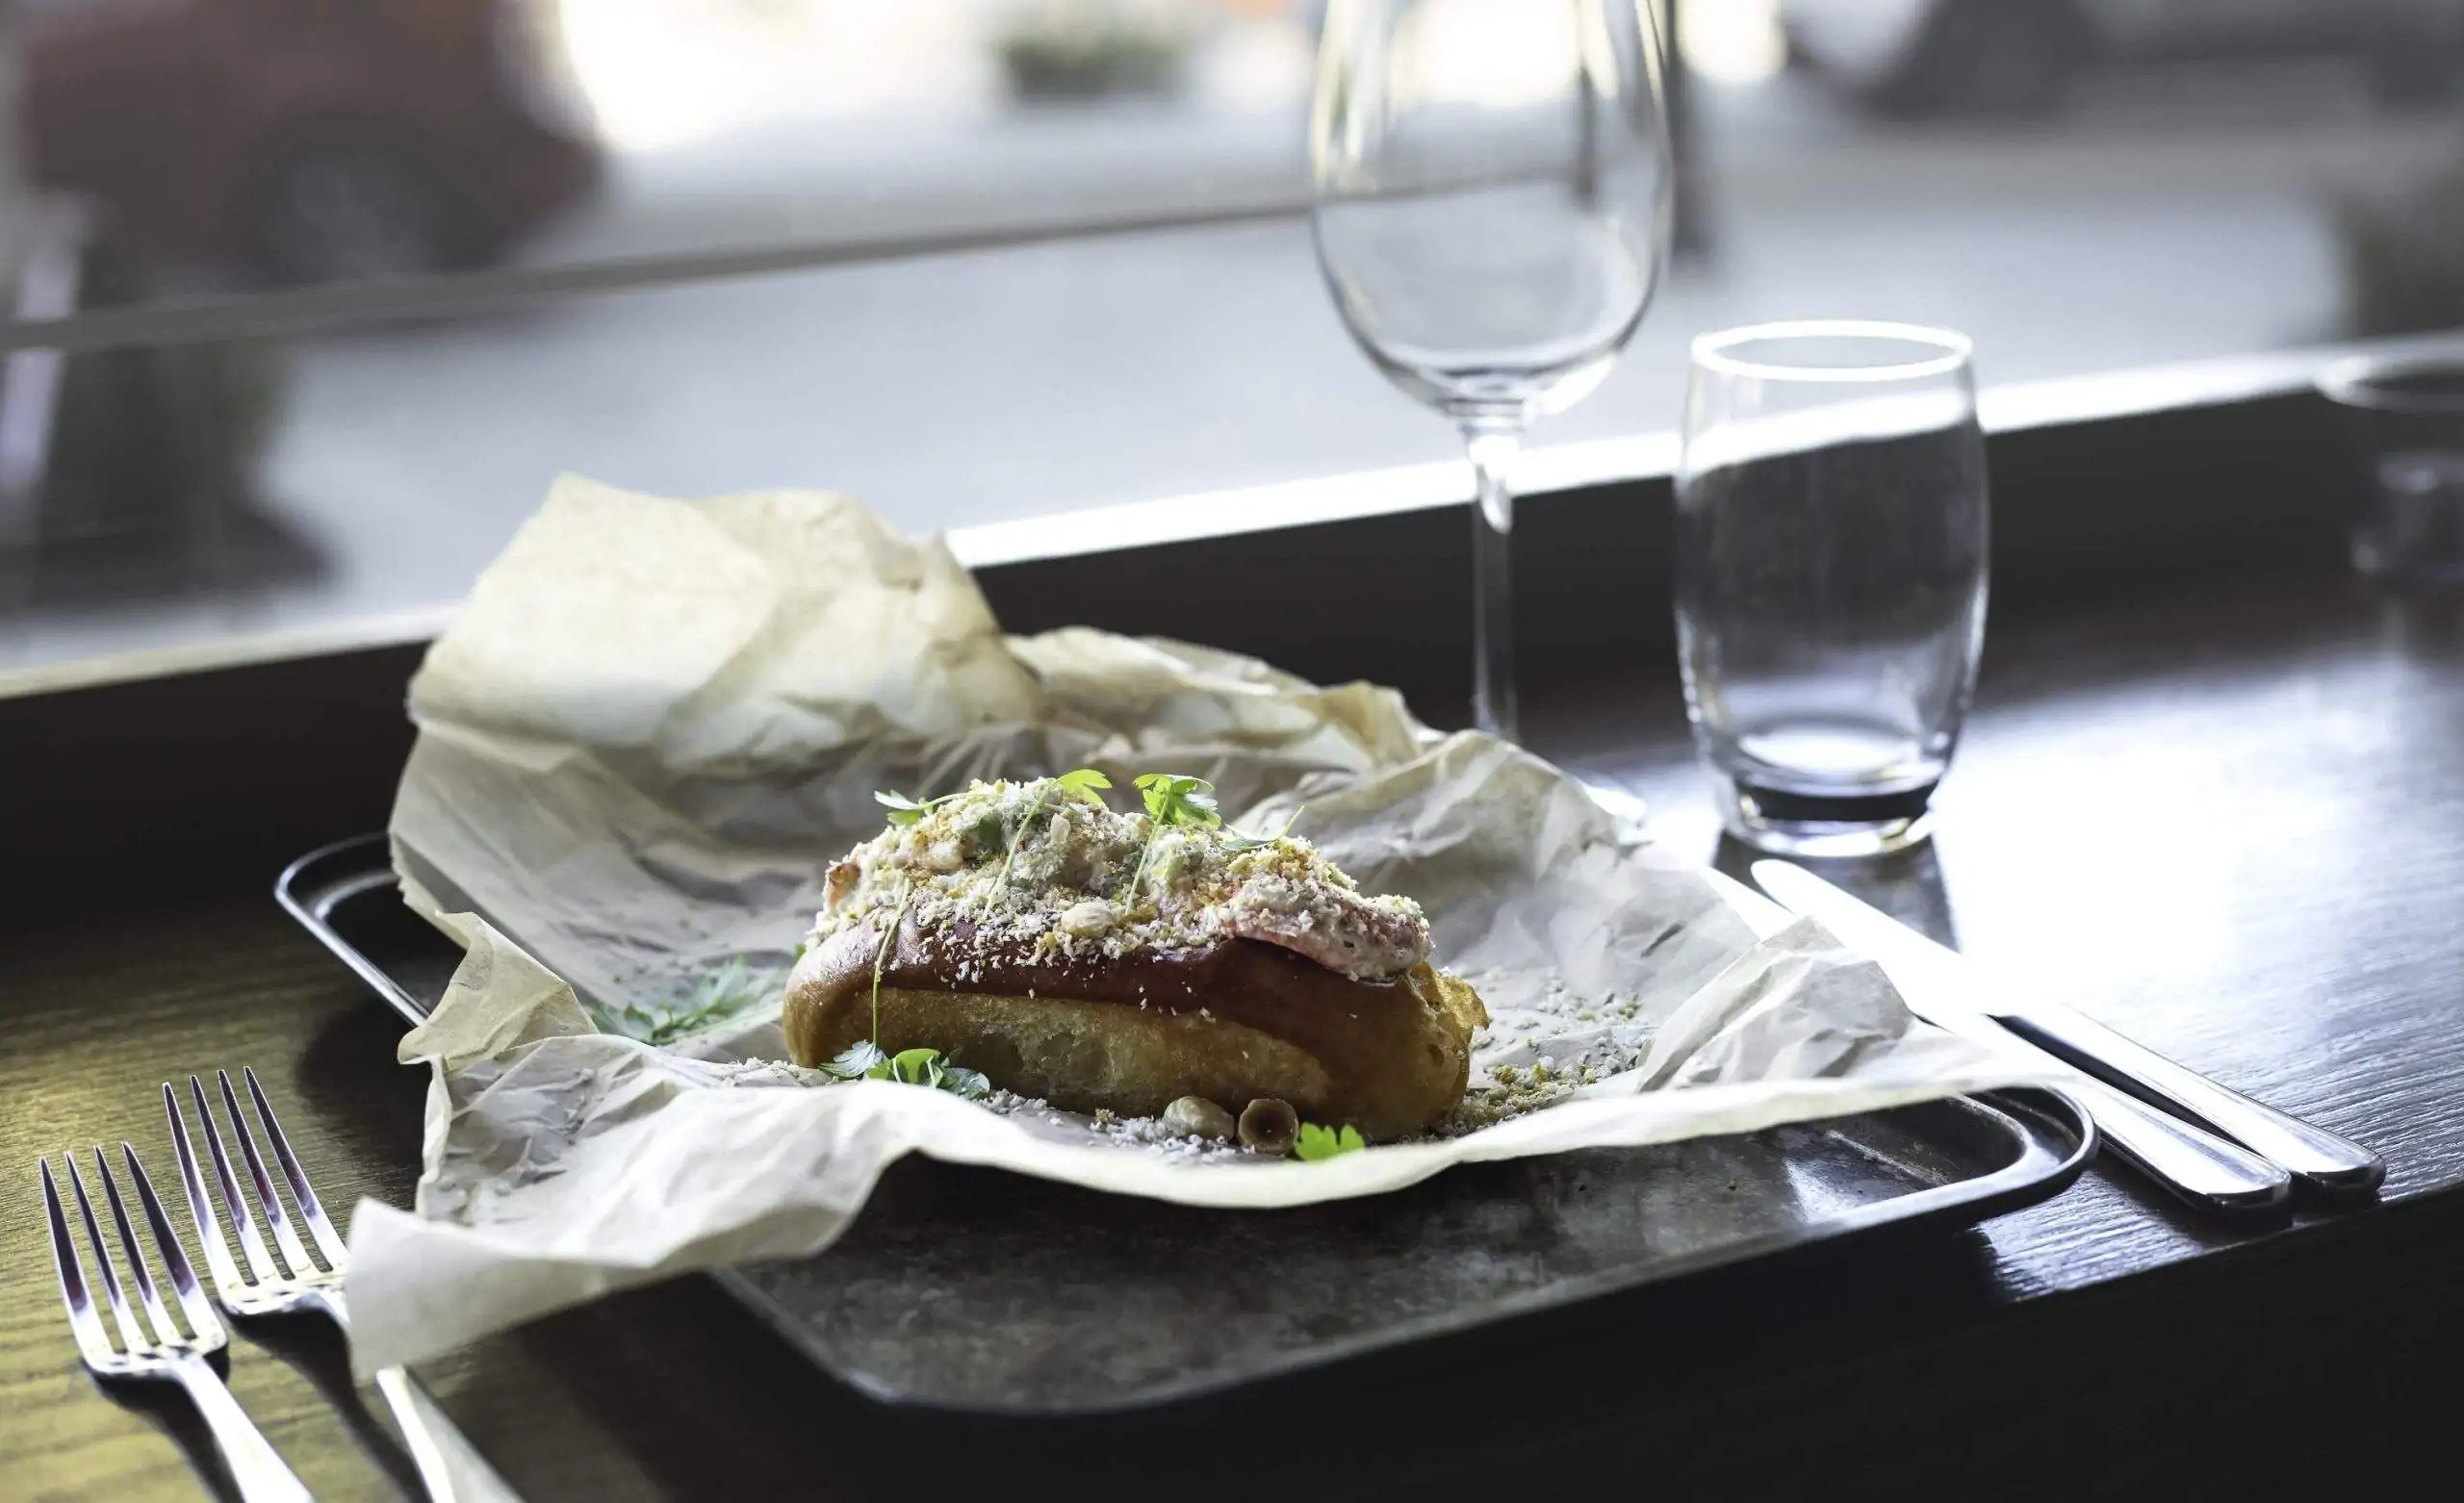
39, 1147, 314, 1502
168, 1067, 518, 1503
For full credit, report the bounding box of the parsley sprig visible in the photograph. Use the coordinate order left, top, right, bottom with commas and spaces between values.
1295, 1122, 1367, 1160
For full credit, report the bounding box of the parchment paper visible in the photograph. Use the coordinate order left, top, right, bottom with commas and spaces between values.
346, 476, 2059, 1375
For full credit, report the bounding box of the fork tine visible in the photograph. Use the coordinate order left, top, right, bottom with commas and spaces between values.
165, 1083, 251, 1302
124, 1144, 223, 1346
190, 1075, 278, 1284
40, 1159, 117, 1367
218, 1070, 319, 1278
93, 1149, 181, 1348
66, 1154, 150, 1355
243, 1067, 346, 1270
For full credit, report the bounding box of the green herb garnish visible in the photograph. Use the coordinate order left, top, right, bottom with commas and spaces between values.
884, 1047, 992, 1098
819, 890, 989, 1100
817, 1041, 988, 1099
1137, 772, 1219, 828
867, 885, 914, 1044
874, 788, 961, 826
1054, 767, 1115, 803
820, 1039, 888, 1080
996, 768, 1113, 887
1131, 773, 1219, 890
1227, 803, 1306, 853
1295, 1122, 1366, 1161
612, 957, 767, 1045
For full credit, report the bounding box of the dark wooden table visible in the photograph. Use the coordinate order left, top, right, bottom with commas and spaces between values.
7, 561, 2463, 1501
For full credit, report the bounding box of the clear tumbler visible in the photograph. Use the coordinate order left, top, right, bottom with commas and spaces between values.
1675, 321, 1989, 857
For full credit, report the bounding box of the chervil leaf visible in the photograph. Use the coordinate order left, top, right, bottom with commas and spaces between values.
1134, 773, 1219, 828
886, 1047, 943, 1084
1295, 1122, 1366, 1161
820, 1039, 889, 1081
874, 789, 934, 826
834, 1044, 994, 1100
997, 770, 1116, 888
1055, 767, 1113, 805
936, 1063, 992, 1100
1131, 773, 1220, 890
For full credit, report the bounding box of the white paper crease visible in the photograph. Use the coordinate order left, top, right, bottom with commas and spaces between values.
348, 477, 2057, 1376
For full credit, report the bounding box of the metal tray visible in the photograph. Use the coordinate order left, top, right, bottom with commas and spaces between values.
280, 833, 2095, 1415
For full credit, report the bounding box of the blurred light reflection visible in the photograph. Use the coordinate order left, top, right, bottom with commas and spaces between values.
1680, 0, 1784, 87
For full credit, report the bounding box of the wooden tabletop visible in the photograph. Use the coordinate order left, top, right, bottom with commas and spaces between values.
6, 562, 2463, 1501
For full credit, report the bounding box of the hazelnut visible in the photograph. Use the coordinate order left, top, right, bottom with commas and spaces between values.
1058, 900, 1115, 938
1238, 1097, 1299, 1156
1162, 1096, 1236, 1140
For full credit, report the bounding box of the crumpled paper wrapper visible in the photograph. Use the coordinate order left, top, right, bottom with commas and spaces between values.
346, 475, 2058, 1376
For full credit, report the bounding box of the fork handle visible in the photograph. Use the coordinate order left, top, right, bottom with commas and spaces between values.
312, 1289, 523, 1503
171, 1355, 314, 1503
375, 1365, 529, 1503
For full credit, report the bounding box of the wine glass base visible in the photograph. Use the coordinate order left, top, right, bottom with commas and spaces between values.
1714, 777, 1938, 859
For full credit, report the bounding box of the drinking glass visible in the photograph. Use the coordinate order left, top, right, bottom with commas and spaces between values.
1675, 321, 1989, 858
1311, 0, 1673, 740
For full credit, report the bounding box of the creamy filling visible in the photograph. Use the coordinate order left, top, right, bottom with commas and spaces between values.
806, 777, 1429, 982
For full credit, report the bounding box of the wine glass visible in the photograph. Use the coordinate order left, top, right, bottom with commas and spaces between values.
1310, 0, 1672, 740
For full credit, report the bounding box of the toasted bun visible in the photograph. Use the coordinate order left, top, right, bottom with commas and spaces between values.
783, 913, 1486, 1140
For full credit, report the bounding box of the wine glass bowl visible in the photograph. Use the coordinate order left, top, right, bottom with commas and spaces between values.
1310, 0, 1672, 738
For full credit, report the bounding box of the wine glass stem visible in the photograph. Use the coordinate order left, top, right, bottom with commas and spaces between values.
1466, 428, 1521, 742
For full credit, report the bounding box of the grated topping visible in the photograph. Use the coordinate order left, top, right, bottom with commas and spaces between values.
805, 777, 1430, 981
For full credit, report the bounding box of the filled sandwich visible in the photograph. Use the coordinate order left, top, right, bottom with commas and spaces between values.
783, 772, 1486, 1141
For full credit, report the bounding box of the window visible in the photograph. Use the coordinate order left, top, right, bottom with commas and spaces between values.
5, 0, 2461, 677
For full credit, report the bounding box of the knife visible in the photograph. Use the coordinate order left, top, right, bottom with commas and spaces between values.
1753, 861, 2383, 1200
1713, 865, 2289, 1213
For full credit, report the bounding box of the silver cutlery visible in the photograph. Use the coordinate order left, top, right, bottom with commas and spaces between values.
1969, 977, 2384, 1194
1751, 861, 2382, 1195
1744, 862, 2374, 1197
39, 1148, 314, 1503
168, 1066, 522, 1503
1749, 860, 2313, 1214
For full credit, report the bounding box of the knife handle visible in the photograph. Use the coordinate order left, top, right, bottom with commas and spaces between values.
2066, 1074, 2293, 1213
2007, 1004, 2384, 1195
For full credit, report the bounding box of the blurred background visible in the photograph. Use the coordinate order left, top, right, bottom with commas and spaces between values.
7, 0, 2464, 675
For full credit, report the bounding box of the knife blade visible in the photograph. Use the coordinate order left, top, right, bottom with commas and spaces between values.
1749, 860, 2307, 1213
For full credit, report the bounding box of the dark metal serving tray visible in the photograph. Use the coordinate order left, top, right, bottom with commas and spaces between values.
281, 833, 2094, 1415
